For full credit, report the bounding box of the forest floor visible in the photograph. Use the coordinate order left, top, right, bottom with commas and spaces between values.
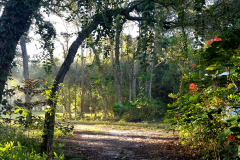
62, 121, 201, 160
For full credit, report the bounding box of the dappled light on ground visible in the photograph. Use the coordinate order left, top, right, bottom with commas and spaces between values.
63, 123, 200, 160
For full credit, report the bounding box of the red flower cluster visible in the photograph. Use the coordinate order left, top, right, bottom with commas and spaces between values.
191, 64, 196, 68
207, 40, 213, 45
175, 114, 181, 118
43, 79, 45, 82
213, 35, 222, 41
189, 83, 197, 90
227, 134, 236, 142
207, 35, 222, 46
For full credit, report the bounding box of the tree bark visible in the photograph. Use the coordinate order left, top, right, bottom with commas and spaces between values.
67, 72, 72, 119
120, 33, 123, 84
133, 61, 138, 100
62, 88, 65, 117
149, 41, 155, 99
20, 36, 30, 103
80, 45, 85, 117
75, 59, 78, 120
127, 45, 132, 102
149, 57, 154, 99
115, 21, 122, 104
110, 38, 115, 86
129, 71, 132, 101
20, 36, 32, 126
0, 0, 41, 100
133, 22, 141, 100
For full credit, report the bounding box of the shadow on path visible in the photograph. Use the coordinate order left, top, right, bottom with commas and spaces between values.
63, 124, 200, 160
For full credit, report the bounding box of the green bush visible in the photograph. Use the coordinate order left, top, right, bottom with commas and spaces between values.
167, 28, 240, 159
0, 141, 64, 160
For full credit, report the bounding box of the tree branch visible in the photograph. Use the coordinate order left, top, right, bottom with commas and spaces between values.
52, 1, 177, 94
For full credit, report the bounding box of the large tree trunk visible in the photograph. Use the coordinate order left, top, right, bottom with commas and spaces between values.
115, 22, 122, 104
41, 19, 99, 154
0, 0, 40, 100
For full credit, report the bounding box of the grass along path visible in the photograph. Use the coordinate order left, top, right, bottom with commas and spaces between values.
63, 121, 201, 160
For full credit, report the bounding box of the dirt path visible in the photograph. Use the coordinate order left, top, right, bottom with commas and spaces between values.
63, 123, 200, 160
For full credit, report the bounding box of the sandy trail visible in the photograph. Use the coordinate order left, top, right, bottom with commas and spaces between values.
63, 123, 200, 160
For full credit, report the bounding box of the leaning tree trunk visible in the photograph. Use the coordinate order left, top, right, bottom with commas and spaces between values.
41, 19, 99, 154
0, 0, 41, 101
41, 5, 145, 154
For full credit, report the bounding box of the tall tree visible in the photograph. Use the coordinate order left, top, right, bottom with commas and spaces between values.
80, 44, 85, 116
20, 36, 32, 126
115, 16, 123, 104
20, 36, 30, 103
110, 38, 115, 86
0, 0, 177, 155
0, 0, 41, 100
74, 59, 78, 120
91, 43, 107, 116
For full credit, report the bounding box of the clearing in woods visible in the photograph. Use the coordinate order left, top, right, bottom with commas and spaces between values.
63, 121, 201, 160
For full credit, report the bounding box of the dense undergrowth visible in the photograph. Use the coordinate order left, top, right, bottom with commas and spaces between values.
167, 28, 240, 159
0, 113, 73, 160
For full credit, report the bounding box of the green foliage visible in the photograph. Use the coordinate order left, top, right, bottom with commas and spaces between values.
0, 141, 47, 160
167, 26, 240, 159
0, 141, 64, 160
115, 96, 167, 122
55, 119, 74, 135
